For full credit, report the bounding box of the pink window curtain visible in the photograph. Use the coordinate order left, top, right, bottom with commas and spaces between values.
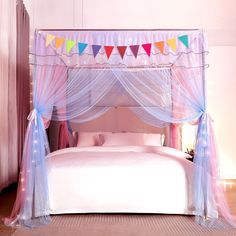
0, 0, 29, 191
0, 0, 18, 191
168, 124, 182, 150
58, 121, 70, 149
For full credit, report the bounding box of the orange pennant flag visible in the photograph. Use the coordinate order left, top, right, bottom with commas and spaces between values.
55, 37, 65, 49
104, 46, 114, 59
166, 38, 177, 52
154, 41, 164, 54
46, 34, 55, 47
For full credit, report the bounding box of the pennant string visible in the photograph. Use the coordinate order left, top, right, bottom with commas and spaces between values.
44, 33, 190, 58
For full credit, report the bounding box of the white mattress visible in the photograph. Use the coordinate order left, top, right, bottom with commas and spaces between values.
46, 146, 195, 215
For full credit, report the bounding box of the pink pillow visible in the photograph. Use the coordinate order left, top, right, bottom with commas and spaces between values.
76, 132, 101, 147
101, 133, 164, 147
76, 132, 112, 147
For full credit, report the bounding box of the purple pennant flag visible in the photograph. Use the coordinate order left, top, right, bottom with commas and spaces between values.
130, 45, 139, 58
92, 45, 101, 58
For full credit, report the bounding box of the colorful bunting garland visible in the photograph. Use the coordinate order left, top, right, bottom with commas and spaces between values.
44, 33, 189, 59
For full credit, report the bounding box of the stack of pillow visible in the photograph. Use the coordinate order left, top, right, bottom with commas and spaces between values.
74, 132, 165, 147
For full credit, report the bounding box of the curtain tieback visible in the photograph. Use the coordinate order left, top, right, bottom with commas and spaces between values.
27, 109, 38, 124
202, 112, 214, 123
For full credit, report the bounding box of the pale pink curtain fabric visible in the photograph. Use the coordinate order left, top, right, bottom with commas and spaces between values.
0, 0, 29, 192
58, 121, 70, 149
169, 124, 182, 150
0, 0, 18, 191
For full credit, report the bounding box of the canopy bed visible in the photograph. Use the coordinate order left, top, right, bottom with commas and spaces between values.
4, 29, 235, 228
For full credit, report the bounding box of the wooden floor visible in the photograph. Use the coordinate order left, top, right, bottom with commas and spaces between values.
0, 183, 235, 235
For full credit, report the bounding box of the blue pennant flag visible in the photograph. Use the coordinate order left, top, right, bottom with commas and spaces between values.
78, 42, 88, 55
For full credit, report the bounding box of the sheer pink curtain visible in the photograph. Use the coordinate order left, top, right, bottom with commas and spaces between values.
168, 124, 182, 150
0, 0, 29, 191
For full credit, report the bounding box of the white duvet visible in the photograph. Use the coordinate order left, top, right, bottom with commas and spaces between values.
46, 146, 195, 215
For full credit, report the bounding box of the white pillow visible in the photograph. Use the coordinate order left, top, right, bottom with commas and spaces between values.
101, 132, 164, 147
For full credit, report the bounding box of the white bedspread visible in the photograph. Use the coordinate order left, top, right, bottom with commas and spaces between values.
46, 146, 195, 215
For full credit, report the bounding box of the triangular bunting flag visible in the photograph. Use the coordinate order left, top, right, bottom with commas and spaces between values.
78, 42, 88, 55
104, 46, 114, 59
117, 46, 127, 59
92, 45, 101, 58
66, 40, 76, 53
46, 34, 55, 47
154, 41, 164, 54
166, 38, 177, 52
55, 37, 65, 49
142, 43, 152, 56
178, 35, 189, 48
130, 45, 139, 58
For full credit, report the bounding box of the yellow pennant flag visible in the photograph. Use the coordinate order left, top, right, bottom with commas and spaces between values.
46, 34, 55, 47
166, 38, 177, 52
66, 40, 76, 53
55, 37, 65, 49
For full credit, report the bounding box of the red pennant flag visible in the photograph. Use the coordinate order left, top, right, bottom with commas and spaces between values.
154, 41, 164, 54
130, 45, 139, 58
117, 46, 127, 59
142, 43, 152, 56
104, 46, 114, 59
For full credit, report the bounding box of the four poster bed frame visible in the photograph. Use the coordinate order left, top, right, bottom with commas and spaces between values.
4, 29, 235, 228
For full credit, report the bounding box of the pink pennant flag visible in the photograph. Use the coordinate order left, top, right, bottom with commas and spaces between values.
130, 45, 139, 58
142, 43, 152, 56
104, 46, 114, 59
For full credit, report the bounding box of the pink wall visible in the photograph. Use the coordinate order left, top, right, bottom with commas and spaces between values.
23, 0, 236, 179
